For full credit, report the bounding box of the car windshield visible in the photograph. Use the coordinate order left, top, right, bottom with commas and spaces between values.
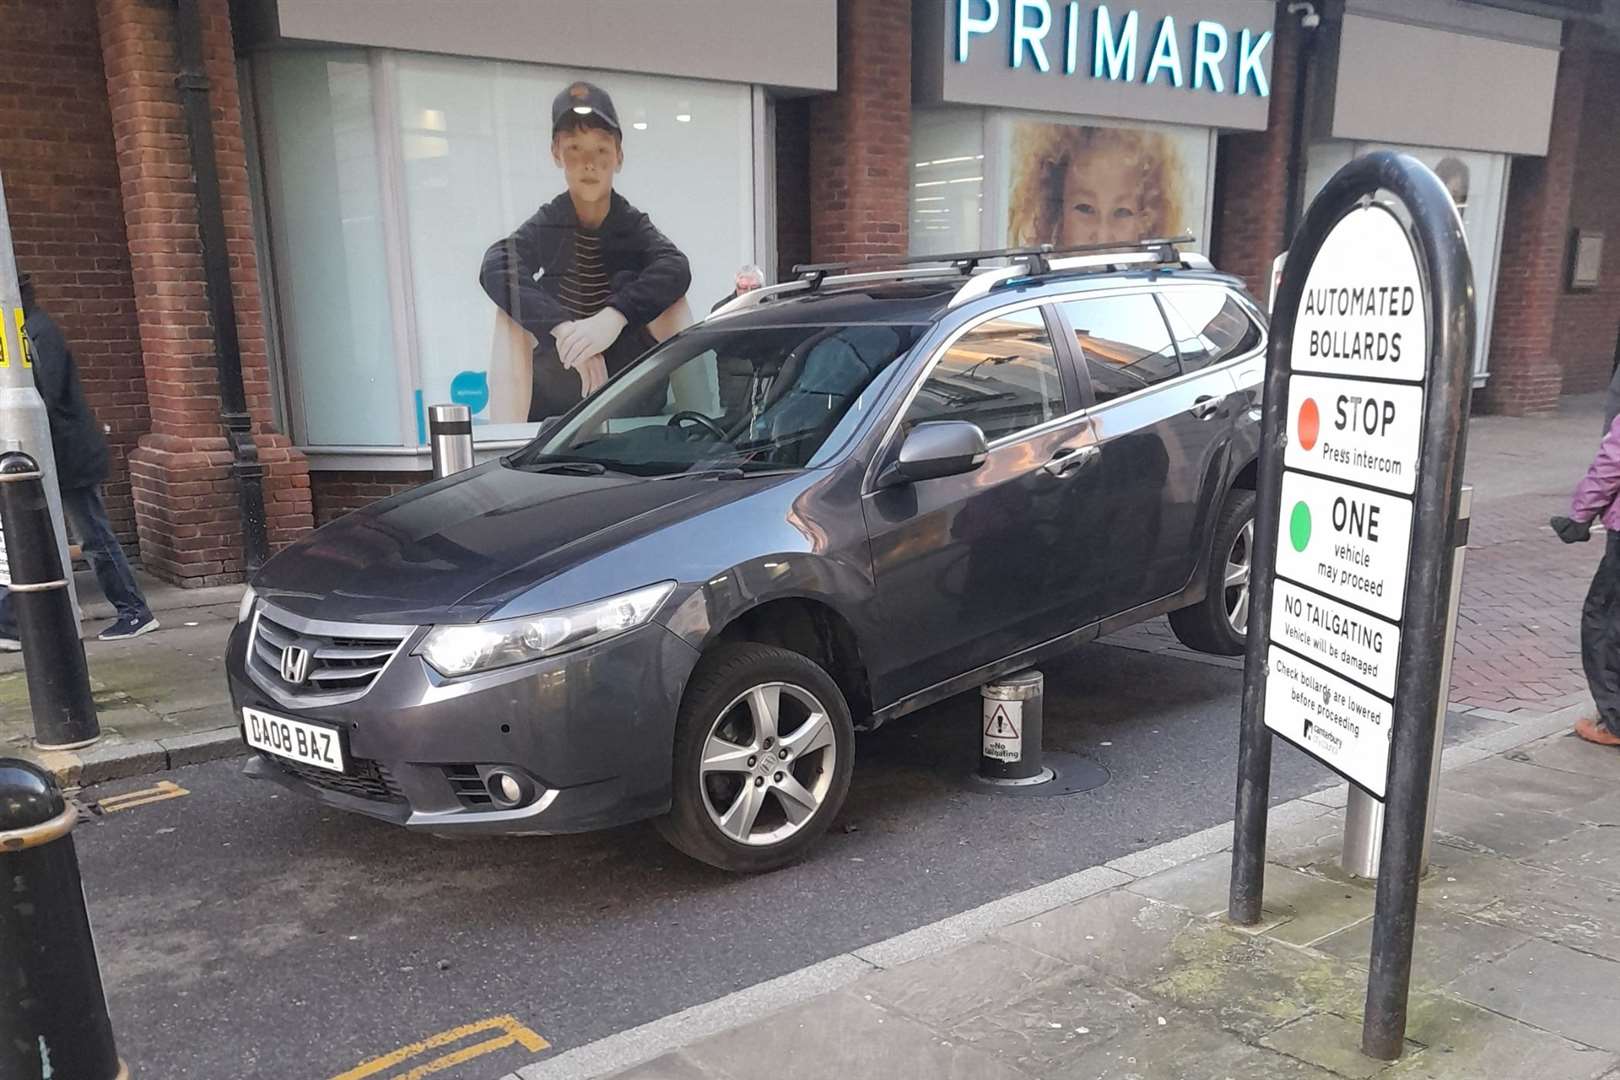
509, 322, 925, 477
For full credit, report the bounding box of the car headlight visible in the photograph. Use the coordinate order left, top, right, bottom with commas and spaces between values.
237, 585, 257, 625
419, 581, 676, 678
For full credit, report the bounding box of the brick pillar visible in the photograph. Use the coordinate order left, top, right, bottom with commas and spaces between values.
1484, 40, 1592, 416
1211, 4, 1303, 300
96, 0, 311, 584
809, 0, 911, 264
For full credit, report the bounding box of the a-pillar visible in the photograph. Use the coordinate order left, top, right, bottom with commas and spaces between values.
809, 0, 912, 265
1482, 35, 1591, 416
96, 0, 311, 584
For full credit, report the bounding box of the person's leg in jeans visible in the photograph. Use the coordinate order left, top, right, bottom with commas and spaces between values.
60, 485, 153, 627
1578, 531, 1620, 743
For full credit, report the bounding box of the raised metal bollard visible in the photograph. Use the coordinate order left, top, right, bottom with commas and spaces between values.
0, 452, 99, 749
0, 758, 127, 1079
979, 670, 1054, 786
1342, 484, 1473, 878
429, 403, 475, 479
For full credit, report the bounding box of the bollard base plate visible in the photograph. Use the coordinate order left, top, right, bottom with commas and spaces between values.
963, 751, 1109, 798
34, 733, 102, 752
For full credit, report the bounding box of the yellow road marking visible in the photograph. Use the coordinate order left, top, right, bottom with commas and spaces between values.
331, 1016, 548, 1080
95, 780, 189, 813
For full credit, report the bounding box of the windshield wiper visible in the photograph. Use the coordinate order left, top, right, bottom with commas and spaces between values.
513, 458, 608, 476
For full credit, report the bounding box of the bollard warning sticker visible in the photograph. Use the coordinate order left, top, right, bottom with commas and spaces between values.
983, 701, 1022, 763
0, 522, 8, 586
1264, 644, 1393, 797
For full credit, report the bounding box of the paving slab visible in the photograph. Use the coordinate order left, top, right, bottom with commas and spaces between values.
608, 1052, 724, 1080
1444, 756, 1615, 819
1259, 1012, 1397, 1079
1146, 920, 1366, 1040
1430, 787, 1591, 859
1392, 993, 1618, 1080
1447, 937, 1620, 1053
1311, 905, 1530, 981
1046, 1012, 1341, 1080
995, 888, 1197, 987
856, 938, 1069, 1028
679, 990, 1027, 1080
946, 974, 1165, 1074
1506, 731, 1620, 781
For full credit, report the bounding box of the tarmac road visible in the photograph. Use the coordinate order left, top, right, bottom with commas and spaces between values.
73, 640, 1353, 1080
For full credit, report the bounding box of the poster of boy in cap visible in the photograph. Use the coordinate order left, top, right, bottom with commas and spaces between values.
480, 81, 692, 421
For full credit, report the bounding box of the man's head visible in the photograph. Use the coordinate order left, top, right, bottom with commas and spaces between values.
734, 265, 765, 295
552, 82, 623, 206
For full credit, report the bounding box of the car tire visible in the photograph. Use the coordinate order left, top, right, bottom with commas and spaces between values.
1169, 488, 1257, 656
656, 642, 854, 873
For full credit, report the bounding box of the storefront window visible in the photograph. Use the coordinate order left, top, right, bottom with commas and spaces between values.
911, 110, 1216, 258
254, 48, 758, 453
256, 50, 400, 447
1305, 143, 1507, 384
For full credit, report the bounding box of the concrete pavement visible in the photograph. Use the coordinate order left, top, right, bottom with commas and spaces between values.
521, 703, 1620, 1080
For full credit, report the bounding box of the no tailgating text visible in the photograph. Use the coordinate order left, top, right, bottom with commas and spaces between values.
958, 1, 1274, 97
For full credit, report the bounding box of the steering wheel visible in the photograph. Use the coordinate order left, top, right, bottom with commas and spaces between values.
668, 410, 727, 441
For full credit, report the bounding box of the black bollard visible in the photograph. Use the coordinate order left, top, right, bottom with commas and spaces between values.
0, 452, 99, 748
0, 758, 127, 1080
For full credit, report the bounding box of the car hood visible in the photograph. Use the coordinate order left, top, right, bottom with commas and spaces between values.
254, 463, 785, 624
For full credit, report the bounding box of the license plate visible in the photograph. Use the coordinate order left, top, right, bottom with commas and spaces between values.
243, 708, 347, 774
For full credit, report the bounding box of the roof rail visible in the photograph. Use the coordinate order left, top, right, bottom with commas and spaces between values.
706, 235, 1205, 319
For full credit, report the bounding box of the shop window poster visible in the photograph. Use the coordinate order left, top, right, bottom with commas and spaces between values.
1002, 118, 1210, 250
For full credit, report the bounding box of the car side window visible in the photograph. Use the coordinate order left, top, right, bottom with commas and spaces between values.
1160, 286, 1263, 372
903, 308, 1065, 443
1059, 293, 1180, 405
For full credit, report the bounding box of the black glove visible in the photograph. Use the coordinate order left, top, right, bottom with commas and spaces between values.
1551, 516, 1592, 544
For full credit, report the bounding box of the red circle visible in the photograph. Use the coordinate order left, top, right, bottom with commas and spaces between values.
1298, 398, 1320, 451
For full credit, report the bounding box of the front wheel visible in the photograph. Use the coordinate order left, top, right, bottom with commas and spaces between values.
1169, 488, 1257, 656
656, 643, 854, 872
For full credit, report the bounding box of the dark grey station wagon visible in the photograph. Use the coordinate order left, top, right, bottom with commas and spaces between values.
227, 239, 1267, 872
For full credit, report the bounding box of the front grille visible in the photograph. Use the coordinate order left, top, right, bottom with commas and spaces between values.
444, 764, 494, 808
270, 754, 405, 804
248, 607, 409, 704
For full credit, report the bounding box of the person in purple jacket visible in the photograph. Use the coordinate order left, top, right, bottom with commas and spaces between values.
1552, 412, 1620, 746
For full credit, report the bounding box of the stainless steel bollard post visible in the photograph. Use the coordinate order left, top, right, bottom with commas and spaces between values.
428, 404, 475, 479
1342, 484, 1472, 878
978, 670, 1053, 786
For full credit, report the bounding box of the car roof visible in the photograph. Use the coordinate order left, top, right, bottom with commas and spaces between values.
708, 266, 1257, 330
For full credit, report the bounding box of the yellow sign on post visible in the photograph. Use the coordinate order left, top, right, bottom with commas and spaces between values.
0, 306, 28, 369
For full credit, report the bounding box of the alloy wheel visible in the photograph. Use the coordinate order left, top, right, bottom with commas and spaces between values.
699, 681, 837, 847
1224, 519, 1255, 636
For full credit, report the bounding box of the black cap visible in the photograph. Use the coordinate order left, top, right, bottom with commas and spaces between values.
552, 81, 621, 135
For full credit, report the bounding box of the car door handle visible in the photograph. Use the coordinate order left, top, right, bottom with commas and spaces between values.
1043, 445, 1099, 477
1190, 396, 1222, 421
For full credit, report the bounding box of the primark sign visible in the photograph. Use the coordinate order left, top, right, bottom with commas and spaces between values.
917, 0, 1277, 131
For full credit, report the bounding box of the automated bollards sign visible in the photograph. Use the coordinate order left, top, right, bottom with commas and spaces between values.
1228, 151, 1474, 1061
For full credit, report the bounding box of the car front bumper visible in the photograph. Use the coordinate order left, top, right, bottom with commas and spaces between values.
226, 613, 702, 836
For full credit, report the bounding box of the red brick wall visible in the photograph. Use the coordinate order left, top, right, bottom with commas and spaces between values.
96, 0, 312, 583
774, 96, 812, 281
1211, 3, 1302, 300
1554, 49, 1620, 398
809, 0, 911, 264
311, 470, 430, 527
1484, 40, 1591, 416
0, 0, 145, 547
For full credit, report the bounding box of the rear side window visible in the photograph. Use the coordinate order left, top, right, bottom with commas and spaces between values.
1059, 294, 1180, 405
1161, 286, 1263, 372
904, 308, 1065, 443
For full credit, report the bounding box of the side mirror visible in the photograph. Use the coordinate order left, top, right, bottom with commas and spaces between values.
879, 421, 988, 488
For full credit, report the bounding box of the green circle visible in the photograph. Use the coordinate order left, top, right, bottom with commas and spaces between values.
1289, 501, 1312, 553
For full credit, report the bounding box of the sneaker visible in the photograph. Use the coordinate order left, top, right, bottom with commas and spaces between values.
1574, 715, 1620, 747
98, 614, 159, 641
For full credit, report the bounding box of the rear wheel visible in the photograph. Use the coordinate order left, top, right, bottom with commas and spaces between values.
1169, 488, 1257, 656
657, 643, 854, 872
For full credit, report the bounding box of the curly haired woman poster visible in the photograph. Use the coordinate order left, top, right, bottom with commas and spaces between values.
1005, 120, 1205, 249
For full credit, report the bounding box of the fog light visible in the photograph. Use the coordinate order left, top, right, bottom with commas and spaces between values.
487, 770, 530, 808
